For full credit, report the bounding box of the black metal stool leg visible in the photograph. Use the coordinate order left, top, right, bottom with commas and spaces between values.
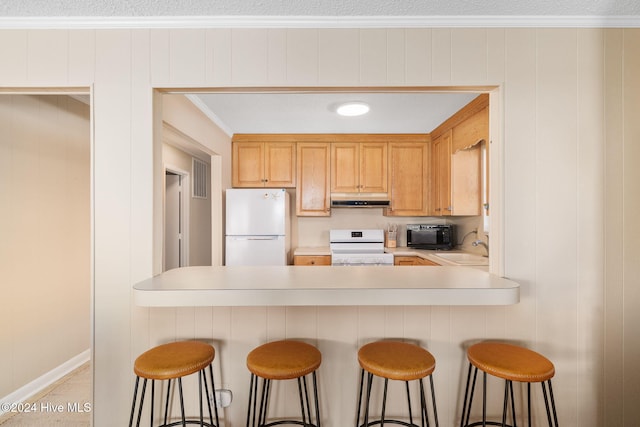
129, 376, 140, 427
136, 378, 148, 427
429, 375, 439, 427
406, 381, 414, 426
210, 365, 220, 427
313, 372, 321, 427
178, 377, 186, 427
356, 369, 365, 427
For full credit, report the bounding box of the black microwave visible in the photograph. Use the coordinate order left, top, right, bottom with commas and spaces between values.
406, 224, 455, 250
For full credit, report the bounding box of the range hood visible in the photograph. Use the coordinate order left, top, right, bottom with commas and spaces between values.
330, 194, 390, 208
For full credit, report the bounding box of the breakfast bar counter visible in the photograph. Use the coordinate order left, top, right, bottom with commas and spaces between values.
133, 265, 519, 307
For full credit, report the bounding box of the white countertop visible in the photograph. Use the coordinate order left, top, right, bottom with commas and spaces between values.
133, 265, 519, 307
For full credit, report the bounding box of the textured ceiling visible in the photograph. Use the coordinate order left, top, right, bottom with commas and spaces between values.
1, 0, 639, 17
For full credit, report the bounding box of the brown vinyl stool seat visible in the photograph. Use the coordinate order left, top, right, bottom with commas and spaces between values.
129, 341, 220, 427
246, 340, 322, 427
356, 341, 439, 427
460, 342, 558, 427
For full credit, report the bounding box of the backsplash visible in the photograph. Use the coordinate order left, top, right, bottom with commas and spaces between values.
291, 201, 486, 254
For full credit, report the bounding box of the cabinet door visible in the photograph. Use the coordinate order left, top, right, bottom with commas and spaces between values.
233, 142, 265, 187
293, 255, 331, 266
331, 143, 359, 192
432, 130, 452, 216
360, 142, 388, 193
296, 142, 331, 216
386, 142, 429, 216
265, 142, 296, 187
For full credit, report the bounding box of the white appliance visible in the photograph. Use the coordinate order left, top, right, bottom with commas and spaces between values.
225, 189, 290, 266
329, 229, 394, 266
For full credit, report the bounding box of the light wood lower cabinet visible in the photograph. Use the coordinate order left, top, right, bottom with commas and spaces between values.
293, 255, 332, 266
394, 256, 439, 266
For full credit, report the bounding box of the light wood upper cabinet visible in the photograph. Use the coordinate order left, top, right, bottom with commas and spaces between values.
386, 141, 429, 216
232, 141, 296, 188
296, 142, 331, 216
331, 142, 387, 193
432, 130, 452, 216
430, 95, 487, 216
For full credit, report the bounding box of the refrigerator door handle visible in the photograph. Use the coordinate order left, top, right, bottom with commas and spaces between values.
229, 236, 280, 240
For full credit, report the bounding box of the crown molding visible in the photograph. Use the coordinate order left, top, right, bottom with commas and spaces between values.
0, 15, 639, 29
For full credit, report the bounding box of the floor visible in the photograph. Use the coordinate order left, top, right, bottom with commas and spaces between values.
0, 363, 91, 426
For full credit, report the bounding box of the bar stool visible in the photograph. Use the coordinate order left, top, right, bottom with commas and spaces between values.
129, 340, 220, 427
246, 340, 322, 427
460, 342, 558, 427
356, 340, 439, 427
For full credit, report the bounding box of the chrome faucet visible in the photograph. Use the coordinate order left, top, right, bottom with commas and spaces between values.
472, 238, 489, 256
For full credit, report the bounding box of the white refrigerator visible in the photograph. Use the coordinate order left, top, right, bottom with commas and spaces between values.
225, 188, 290, 266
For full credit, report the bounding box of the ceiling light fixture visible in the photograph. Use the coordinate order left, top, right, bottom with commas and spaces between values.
336, 102, 370, 117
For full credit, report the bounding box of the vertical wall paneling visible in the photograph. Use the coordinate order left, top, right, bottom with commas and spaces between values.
318, 29, 360, 84
93, 29, 134, 425
205, 29, 232, 85
27, 31, 69, 84
386, 29, 406, 84
535, 29, 579, 424
169, 29, 207, 85
431, 29, 452, 83
149, 29, 171, 85
0, 30, 27, 83
359, 29, 387, 84
130, 29, 153, 366
68, 30, 96, 84
286, 29, 319, 85
451, 29, 488, 83
602, 29, 624, 425
267, 29, 287, 84
231, 29, 269, 85
405, 28, 432, 85
486, 28, 506, 84
502, 29, 537, 342
622, 29, 640, 425
576, 29, 605, 427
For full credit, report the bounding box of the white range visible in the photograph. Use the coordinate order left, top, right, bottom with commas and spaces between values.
329, 229, 394, 266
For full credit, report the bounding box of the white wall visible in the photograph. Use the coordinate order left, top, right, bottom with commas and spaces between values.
0, 28, 638, 427
0, 94, 90, 398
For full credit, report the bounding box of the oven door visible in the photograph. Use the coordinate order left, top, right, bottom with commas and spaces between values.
331, 252, 394, 266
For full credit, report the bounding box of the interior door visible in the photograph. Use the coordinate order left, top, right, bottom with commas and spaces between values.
164, 172, 182, 270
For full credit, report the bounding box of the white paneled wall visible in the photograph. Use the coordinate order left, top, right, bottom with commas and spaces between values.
0, 27, 639, 427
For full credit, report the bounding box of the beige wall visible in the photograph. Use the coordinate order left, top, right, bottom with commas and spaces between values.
0, 28, 638, 427
0, 95, 90, 397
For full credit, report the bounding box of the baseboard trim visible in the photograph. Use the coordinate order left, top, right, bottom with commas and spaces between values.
0, 349, 90, 417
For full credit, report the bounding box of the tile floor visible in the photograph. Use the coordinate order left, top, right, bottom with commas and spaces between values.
0, 363, 91, 426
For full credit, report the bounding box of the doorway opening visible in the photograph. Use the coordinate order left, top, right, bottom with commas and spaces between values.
164, 168, 189, 271
0, 91, 92, 419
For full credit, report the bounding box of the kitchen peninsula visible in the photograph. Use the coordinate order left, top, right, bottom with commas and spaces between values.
133, 265, 519, 307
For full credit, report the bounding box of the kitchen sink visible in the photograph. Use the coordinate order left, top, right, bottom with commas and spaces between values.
433, 252, 489, 266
